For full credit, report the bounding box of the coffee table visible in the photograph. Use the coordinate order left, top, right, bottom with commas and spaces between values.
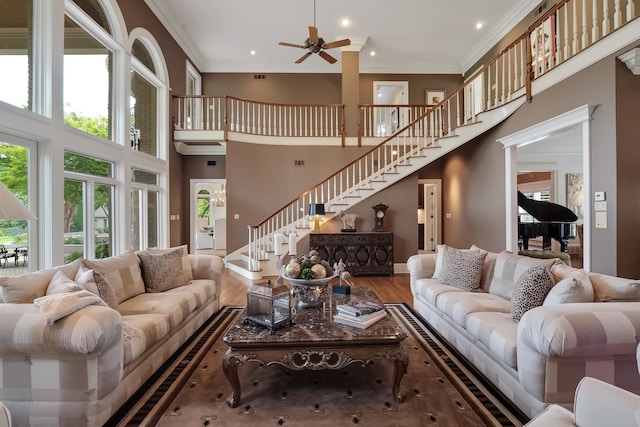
222, 286, 408, 408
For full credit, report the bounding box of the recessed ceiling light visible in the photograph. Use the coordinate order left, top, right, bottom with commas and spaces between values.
341, 18, 350, 27
370, 51, 376, 56
250, 50, 256, 55
475, 21, 484, 30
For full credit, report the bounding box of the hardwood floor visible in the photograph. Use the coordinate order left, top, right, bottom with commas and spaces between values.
220, 269, 413, 309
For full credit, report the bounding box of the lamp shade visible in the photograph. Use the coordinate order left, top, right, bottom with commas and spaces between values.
309, 203, 325, 216
0, 182, 36, 220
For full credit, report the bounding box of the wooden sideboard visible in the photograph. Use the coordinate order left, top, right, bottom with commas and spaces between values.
309, 232, 393, 276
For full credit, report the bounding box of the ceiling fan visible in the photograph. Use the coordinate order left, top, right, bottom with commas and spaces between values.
278, 0, 351, 64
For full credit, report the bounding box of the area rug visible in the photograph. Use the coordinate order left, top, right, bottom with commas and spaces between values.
106, 305, 529, 427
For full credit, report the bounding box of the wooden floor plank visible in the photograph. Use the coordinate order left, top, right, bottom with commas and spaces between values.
220, 269, 413, 309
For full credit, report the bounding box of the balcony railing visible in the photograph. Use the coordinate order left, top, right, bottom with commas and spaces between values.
172, 0, 639, 272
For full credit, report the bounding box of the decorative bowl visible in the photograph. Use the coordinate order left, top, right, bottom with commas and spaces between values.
283, 275, 338, 308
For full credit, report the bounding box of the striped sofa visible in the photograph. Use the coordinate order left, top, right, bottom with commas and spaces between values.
0, 247, 224, 427
408, 247, 640, 419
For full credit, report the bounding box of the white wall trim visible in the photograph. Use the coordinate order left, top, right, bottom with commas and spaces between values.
498, 104, 597, 271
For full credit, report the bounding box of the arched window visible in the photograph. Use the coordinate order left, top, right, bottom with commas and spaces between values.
130, 34, 167, 158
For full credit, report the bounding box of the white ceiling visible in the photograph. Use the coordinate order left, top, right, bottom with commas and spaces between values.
145, 0, 543, 74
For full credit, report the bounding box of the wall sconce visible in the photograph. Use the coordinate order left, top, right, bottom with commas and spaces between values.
309, 203, 325, 233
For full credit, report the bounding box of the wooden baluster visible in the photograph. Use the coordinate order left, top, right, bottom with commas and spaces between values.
592, 0, 600, 42
572, 0, 579, 55
627, 0, 635, 23
603, 0, 611, 35
561, 5, 568, 61
582, 0, 589, 50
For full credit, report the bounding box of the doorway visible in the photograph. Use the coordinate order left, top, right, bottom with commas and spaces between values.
189, 179, 226, 255
373, 81, 408, 136
498, 104, 595, 271
418, 179, 442, 253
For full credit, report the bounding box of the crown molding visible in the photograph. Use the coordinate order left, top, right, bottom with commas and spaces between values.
461, 0, 540, 73
144, 0, 205, 71
618, 48, 640, 75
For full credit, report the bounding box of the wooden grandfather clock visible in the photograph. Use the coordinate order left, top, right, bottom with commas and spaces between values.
372, 203, 388, 231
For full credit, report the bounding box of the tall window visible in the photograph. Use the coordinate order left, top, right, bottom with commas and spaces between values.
131, 168, 160, 250
0, 136, 37, 275
64, 152, 114, 261
63, 15, 113, 140
0, 0, 33, 110
131, 39, 160, 157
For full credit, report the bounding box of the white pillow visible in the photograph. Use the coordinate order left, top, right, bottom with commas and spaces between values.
487, 251, 557, 300
588, 272, 640, 302
544, 269, 594, 305
46, 271, 84, 295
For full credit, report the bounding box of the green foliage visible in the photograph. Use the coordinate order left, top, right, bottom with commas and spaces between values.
95, 241, 110, 259
0, 143, 28, 201
64, 236, 83, 244
64, 111, 109, 139
66, 251, 83, 263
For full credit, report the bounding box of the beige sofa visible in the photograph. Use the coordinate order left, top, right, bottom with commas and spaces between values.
0, 247, 224, 427
408, 246, 640, 418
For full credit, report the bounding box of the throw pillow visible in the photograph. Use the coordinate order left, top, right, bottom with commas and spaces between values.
0, 259, 83, 303
82, 250, 145, 304
487, 251, 557, 300
544, 268, 594, 305
93, 271, 119, 310
432, 244, 485, 280
46, 271, 84, 295
137, 249, 188, 293
143, 244, 194, 282
437, 246, 487, 291
511, 265, 555, 321
587, 272, 640, 302
74, 264, 118, 310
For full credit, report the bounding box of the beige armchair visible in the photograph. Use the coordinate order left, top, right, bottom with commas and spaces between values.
0, 402, 10, 427
525, 376, 640, 426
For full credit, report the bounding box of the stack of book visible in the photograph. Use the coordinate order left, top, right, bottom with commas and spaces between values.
333, 300, 386, 329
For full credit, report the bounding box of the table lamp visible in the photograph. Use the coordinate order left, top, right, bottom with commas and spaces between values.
309, 203, 325, 232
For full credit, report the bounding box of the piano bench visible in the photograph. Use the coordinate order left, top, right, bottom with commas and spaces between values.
518, 249, 572, 266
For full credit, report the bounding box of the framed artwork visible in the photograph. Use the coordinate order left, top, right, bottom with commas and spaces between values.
426, 90, 446, 106
566, 173, 584, 219
531, 14, 557, 71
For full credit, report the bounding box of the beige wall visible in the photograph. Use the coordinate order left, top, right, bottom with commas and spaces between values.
615, 57, 640, 278
118, 2, 640, 275
435, 49, 640, 277
117, 0, 194, 247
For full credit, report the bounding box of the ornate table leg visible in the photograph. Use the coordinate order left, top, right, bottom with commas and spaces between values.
390, 345, 408, 403
223, 349, 243, 408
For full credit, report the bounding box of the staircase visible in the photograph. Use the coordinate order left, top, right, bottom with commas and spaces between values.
226, 92, 528, 279
174, 0, 640, 280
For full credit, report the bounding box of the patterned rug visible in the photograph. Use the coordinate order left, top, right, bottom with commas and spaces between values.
106, 305, 529, 427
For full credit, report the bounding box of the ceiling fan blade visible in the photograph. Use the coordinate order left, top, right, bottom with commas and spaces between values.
322, 38, 351, 49
279, 41, 306, 49
318, 51, 337, 64
295, 52, 313, 64
308, 26, 319, 44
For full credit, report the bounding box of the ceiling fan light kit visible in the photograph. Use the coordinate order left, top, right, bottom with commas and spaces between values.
278, 0, 350, 64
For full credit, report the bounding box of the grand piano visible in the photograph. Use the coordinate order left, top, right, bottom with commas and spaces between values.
517, 191, 578, 252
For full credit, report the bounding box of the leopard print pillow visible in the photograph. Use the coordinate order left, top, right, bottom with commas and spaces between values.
511, 265, 555, 321
437, 246, 487, 291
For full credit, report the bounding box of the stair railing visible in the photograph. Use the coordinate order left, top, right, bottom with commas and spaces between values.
246, 34, 533, 271
171, 0, 640, 272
